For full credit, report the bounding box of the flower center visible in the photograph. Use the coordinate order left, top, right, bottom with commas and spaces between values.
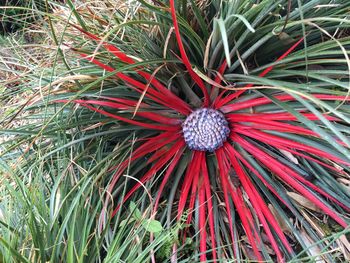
182, 108, 230, 152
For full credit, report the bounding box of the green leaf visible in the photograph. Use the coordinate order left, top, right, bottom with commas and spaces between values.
141, 219, 163, 233
0, 237, 30, 263
119, 218, 135, 228
129, 201, 142, 220
215, 18, 231, 67
225, 14, 256, 33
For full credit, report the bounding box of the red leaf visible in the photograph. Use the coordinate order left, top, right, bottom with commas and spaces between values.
226, 144, 293, 257
80, 103, 179, 131
177, 152, 198, 220
233, 131, 350, 207
228, 114, 316, 136
228, 111, 338, 122
215, 38, 304, 109
111, 140, 185, 217
199, 184, 207, 262
235, 135, 349, 227
169, 0, 209, 106
107, 132, 182, 200
227, 183, 263, 261
221, 94, 350, 113
70, 24, 135, 64
137, 70, 192, 114
276, 147, 347, 175
72, 25, 192, 114
227, 148, 284, 262
185, 152, 203, 226
234, 127, 349, 165
210, 59, 228, 100
220, 145, 263, 261
233, 148, 291, 208
134, 111, 181, 126
67, 98, 181, 125
259, 37, 304, 77
215, 148, 237, 257
78, 52, 191, 115
153, 145, 185, 210
201, 156, 217, 261
177, 152, 204, 250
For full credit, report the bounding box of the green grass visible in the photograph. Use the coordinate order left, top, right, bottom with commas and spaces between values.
0, 0, 48, 35
1, 0, 350, 262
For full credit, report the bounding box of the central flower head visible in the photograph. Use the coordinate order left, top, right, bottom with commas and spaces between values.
182, 108, 230, 152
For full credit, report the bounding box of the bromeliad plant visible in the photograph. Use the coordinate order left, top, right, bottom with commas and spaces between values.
58, 0, 350, 261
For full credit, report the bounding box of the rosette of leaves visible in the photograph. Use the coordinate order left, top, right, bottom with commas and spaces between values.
7, 0, 350, 262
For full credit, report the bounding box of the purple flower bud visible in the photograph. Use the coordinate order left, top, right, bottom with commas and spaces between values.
182, 108, 230, 152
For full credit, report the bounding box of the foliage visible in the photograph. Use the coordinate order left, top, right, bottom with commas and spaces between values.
0, 0, 48, 35
1, 0, 350, 262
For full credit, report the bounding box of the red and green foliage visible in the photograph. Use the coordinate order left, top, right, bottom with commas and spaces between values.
55, 0, 350, 261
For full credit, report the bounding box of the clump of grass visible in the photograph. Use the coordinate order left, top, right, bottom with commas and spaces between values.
1, 0, 350, 262
0, 0, 47, 35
